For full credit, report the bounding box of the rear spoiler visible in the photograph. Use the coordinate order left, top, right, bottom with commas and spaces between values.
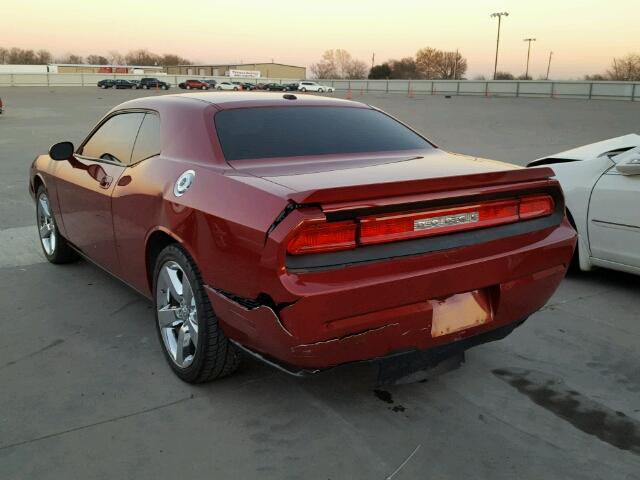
287, 167, 556, 205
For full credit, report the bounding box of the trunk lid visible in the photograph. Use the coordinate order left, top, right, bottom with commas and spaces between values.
230, 149, 555, 205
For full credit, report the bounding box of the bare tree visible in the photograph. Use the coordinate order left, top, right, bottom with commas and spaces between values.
311, 49, 368, 79
0, 47, 8, 63
161, 53, 192, 66
56, 53, 84, 64
415, 47, 442, 79
437, 51, 467, 79
125, 49, 160, 66
344, 58, 368, 79
494, 71, 515, 80
107, 50, 125, 65
36, 49, 53, 64
606, 53, 640, 81
310, 50, 338, 79
86, 55, 109, 65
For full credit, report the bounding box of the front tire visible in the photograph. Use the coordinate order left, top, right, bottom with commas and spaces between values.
153, 244, 240, 383
36, 186, 78, 264
300, 87, 307, 92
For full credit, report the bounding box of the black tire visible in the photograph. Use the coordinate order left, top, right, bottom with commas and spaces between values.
153, 244, 240, 383
300, 87, 306, 92
35, 186, 78, 264
201, 85, 207, 90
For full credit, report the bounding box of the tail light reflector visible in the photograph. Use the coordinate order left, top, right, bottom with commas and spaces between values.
286, 221, 357, 255
519, 194, 555, 219
286, 194, 555, 255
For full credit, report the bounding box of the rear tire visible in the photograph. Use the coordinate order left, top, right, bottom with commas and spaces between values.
36, 186, 78, 264
153, 244, 240, 383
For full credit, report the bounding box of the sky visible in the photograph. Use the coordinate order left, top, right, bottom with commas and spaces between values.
2, 0, 638, 79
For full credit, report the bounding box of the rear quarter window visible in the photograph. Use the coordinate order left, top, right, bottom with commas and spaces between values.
214, 106, 432, 161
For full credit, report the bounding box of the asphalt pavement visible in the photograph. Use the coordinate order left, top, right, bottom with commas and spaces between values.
1, 87, 638, 479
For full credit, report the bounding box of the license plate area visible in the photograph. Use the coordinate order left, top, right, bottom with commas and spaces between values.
430, 289, 492, 337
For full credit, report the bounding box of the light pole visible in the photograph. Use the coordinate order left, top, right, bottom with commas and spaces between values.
490, 12, 509, 80
546, 51, 553, 80
523, 38, 536, 79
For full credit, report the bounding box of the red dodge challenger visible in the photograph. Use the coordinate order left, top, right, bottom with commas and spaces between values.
29, 92, 576, 383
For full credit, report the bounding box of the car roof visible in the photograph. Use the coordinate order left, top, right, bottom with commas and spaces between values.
115, 92, 367, 112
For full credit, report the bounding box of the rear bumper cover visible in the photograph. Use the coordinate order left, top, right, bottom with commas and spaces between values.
206, 221, 576, 370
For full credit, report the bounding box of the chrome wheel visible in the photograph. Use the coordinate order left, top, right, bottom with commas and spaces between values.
37, 192, 56, 256
156, 261, 198, 368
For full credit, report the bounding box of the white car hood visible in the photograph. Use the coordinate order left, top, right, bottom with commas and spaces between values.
529, 133, 640, 166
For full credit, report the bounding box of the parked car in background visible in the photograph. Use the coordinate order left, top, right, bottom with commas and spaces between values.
240, 82, 257, 91
204, 79, 217, 88
216, 81, 239, 91
283, 83, 299, 91
528, 134, 640, 275
97, 79, 115, 89
0, 96, 3, 114
263, 82, 287, 91
139, 78, 170, 90
113, 80, 137, 89
30, 92, 575, 383
298, 81, 334, 92
130, 80, 141, 89
179, 79, 210, 90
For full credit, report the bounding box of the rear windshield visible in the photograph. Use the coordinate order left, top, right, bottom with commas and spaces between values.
214, 106, 433, 161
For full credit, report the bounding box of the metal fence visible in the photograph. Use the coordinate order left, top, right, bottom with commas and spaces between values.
1, 73, 639, 101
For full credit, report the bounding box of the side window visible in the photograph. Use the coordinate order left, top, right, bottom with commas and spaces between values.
81, 112, 145, 164
130, 113, 161, 164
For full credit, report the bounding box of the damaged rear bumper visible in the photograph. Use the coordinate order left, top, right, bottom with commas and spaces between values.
205, 220, 576, 371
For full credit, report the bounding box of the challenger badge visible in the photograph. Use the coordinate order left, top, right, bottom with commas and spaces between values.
414, 212, 479, 231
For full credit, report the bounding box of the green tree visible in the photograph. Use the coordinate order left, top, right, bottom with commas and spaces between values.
369, 63, 391, 79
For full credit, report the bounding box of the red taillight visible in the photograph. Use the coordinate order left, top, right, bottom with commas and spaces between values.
360, 200, 519, 245
287, 194, 555, 255
519, 194, 555, 220
286, 221, 357, 255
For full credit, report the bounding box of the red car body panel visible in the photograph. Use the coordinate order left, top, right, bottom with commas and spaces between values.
29, 92, 576, 372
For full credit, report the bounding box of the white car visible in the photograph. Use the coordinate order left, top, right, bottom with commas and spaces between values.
216, 81, 239, 91
528, 134, 640, 275
298, 81, 335, 93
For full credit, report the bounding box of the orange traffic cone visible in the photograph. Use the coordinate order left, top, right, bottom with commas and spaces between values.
346, 88, 352, 99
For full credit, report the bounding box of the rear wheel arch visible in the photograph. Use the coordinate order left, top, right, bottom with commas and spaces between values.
146, 229, 181, 292
32, 174, 45, 196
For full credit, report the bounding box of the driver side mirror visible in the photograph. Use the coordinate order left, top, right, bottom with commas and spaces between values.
615, 156, 640, 175
49, 141, 75, 161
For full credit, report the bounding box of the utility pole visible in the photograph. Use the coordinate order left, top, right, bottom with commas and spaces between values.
490, 12, 509, 80
371, 53, 375, 70
523, 38, 536, 79
545, 51, 553, 80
